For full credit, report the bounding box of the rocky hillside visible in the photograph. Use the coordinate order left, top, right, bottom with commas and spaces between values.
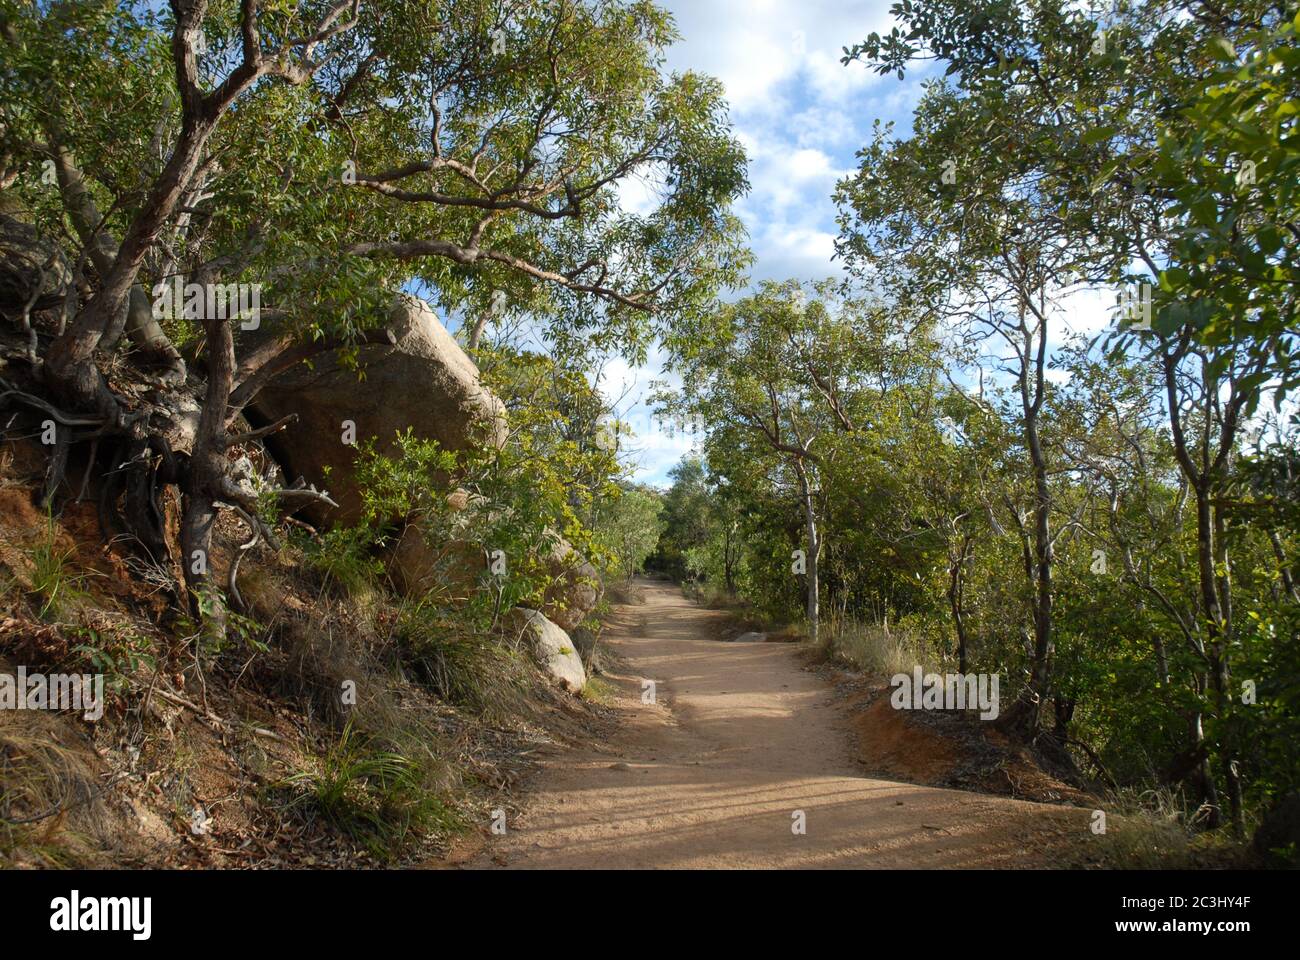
0, 238, 614, 866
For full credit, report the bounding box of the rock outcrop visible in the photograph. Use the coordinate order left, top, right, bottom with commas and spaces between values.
0, 214, 72, 316
507, 607, 586, 694
247, 293, 603, 625
385, 510, 601, 629
541, 537, 601, 631
251, 294, 506, 525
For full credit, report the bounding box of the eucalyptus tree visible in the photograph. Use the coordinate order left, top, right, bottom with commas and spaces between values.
835, 67, 1108, 739
895, 389, 1001, 674
592, 484, 662, 580
654, 459, 743, 594
1142, 14, 1300, 828
838, 0, 1293, 827
1150, 10, 1300, 397
665, 281, 888, 644
0, 0, 748, 639
1050, 336, 1219, 787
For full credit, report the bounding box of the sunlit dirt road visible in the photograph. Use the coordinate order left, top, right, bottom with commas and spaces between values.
477, 580, 1089, 869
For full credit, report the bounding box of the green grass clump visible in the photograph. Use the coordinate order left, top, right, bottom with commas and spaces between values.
272, 721, 461, 860
25, 513, 88, 620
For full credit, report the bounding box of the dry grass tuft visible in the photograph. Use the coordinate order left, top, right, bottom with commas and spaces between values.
823, 617, 936, 677
0, 707, 115, 867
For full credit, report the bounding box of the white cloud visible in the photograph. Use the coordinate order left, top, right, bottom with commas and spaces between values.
1055, 284, 1120, 340
788, 105, 858, 149
597, 2, 912, 481
787, 147, 836, 181
624, 424, 702, 486
775, 225, 836, 256
663, 0, 896, 112
615, 170, 662, 217
804, 47, 878, 103
592, 349, 699, 484
594, 355, 643, 407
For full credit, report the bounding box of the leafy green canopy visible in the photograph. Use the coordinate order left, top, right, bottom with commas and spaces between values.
839, 0, 1297, 401
0, 0, 750, 362
1153, 12, 1300, 395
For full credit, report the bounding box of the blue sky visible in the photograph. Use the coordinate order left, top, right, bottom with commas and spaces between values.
601, 0, 932, 486
600, 0, 1140, 487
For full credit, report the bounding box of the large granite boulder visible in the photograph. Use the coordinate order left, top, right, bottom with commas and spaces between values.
251, 294, 506, 525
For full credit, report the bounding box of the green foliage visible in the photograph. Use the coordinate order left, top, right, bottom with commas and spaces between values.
592, 484, 664, 580
807, 0, 1300, 838
666, 12, 1300, 824
303, 524, 386, 597
1, 0, 750, 656
24, 513, 87, 622
351, 431, 461, 527
660, 281, 937, 640
649, 457, 714, 581
1153, 12, 1300, 396
273, 720, 461, 860
0, 0, 750, 360
69, 626, 155, 695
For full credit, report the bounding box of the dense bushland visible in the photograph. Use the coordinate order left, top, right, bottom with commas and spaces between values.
0, 0, 742, 864
657, 0, 1300, 849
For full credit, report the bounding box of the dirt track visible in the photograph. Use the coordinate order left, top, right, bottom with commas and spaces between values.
477, 580, 1092, 869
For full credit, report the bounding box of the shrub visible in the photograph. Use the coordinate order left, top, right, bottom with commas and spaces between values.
271, 720, 461, 860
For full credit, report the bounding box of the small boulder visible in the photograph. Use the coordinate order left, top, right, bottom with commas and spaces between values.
729, 631, 767, 643
507, 607, 587, 694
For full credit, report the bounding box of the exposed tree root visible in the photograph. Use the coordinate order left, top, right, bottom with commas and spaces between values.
2, 370, 191, 603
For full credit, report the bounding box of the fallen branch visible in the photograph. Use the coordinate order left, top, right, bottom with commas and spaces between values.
150, 686, 285, 742
1066, 735, 1120, 793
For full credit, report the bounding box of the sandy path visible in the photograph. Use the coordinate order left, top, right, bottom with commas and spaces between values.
476, 580, 1090, 869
